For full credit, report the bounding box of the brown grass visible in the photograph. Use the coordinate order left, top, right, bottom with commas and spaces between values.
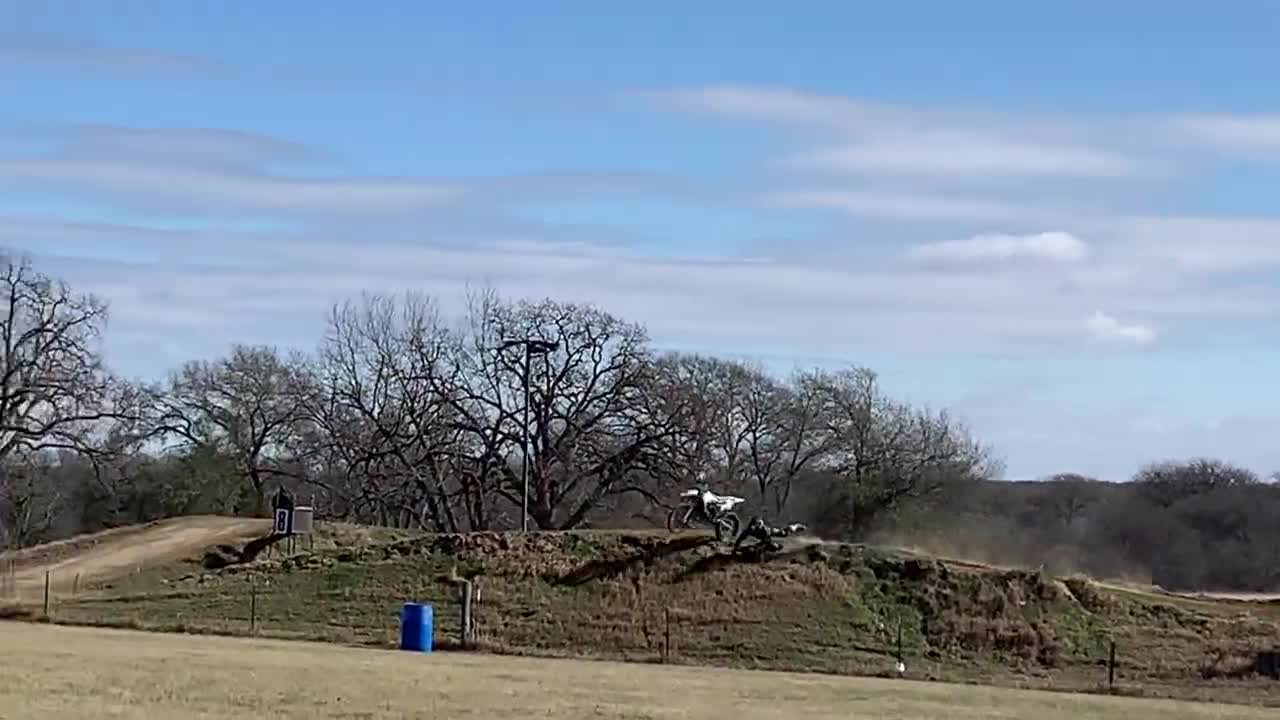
0, 622, 1268, 720
11, 519, 1280, 709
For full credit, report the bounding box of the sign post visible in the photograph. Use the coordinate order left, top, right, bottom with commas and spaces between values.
273, 508, 291, 536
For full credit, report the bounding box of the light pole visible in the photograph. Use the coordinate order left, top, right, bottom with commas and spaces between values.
499, 338, 558, 532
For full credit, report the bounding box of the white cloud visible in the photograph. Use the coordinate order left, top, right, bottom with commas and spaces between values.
0, 36, 223, 73
0, 159, 460, 213
1085, 310, 1156, 345
639, 85, 885, 128
648, 85, 1153, 179
908, 232, 1089, 264
17, 208, 1280, 369
762, 189, 1032, 222
1098, 215, 1280, 274
793, 131, 1145, 178
39, 123, 317, 167
1171, 113, 1280, 150
33, 227, 1267, 367
650, 85, 1280, 179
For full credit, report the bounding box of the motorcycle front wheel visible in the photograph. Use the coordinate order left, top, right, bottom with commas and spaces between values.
714, 513, 741, 543
666, 506, 689, 533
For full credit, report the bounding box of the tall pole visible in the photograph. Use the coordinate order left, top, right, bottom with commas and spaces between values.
521, 343, 531, 533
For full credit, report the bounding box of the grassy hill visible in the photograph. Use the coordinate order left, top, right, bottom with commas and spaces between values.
7, 518, 1280, 707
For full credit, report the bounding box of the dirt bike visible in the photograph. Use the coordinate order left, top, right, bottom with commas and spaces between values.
665, 488, 744, 543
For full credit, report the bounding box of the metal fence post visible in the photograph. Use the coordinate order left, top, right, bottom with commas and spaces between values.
1108, 641, 1117, 689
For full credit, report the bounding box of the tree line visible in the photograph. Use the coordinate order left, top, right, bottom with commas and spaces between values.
2, 252, 1276, 592
895, 460, 1280, 592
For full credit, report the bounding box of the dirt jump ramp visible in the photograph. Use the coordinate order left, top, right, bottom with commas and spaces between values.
1, 515, 269, 601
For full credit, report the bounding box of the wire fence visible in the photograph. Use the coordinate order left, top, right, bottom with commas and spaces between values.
9, 564, 1174, 696
6, 549, 1280, 706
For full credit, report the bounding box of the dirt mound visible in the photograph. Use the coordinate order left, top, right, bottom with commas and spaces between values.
3, 516, 268, 600
39, 525, 1280, 706
271, 530, 721, 582
201, 533, 289, 569
0, 520, 175, 571
252, 530, 1108, 670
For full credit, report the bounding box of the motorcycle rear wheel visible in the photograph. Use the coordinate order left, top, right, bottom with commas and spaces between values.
665, 506, 686, 533
714, 512, 741, 543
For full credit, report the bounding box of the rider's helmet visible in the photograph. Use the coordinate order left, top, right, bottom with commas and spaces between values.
700, 474, 716, 492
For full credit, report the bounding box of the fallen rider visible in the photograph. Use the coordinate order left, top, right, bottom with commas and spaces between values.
733, 517, 808, 552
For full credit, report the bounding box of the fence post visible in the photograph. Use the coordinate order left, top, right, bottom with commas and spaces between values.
1108, 640, 1117, 690
897, 621, 904, 664
250, 575, 258, 633
663, 608, 672, 663
461, 580, 474, 649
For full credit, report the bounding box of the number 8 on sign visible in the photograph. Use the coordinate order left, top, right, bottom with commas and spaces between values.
274, 509, 290, 535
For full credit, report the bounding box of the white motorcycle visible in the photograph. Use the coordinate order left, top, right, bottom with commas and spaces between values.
665, 488, 744, 543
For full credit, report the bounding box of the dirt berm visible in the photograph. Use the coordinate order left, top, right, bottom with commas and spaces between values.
38, 527, 1280, 707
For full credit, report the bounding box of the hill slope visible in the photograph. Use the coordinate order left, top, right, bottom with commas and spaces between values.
9, 519, 1280, 707
1, 516, 269, 600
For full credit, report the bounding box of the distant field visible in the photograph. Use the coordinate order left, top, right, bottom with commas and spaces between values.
0, 623, 1268, 720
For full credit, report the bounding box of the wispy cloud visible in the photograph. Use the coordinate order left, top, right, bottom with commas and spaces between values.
791, 131, 1146, 178
647, 84, 1154, 179
1170, 113, 1280, 150
26, 223, 1274, 368
1098, 215, 1280, 274
0, 159, 460, 213
640, 85, 887, 128
762, 189, 1034, 222
649, 84, 1280, 180
0, 36, 224, 74
908, 232, 1089, 264
27, 123, 319, 166
0, 123, 458, 215
1085, 310, 1156, 345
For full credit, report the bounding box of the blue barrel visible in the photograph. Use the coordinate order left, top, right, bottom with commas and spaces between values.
399, 602, 433, 653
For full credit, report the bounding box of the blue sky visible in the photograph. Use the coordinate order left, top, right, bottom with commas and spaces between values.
2, 2, 1278, 480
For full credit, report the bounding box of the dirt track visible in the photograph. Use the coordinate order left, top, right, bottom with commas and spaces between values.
5, 518, 1278, 607
2, 515, 268, 600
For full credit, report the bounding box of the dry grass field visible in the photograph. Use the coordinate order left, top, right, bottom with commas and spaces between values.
6, 517, 1280, 711
0, 622, 1269, 720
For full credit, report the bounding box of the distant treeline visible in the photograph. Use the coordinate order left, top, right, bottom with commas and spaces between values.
873, 461, 1280, 592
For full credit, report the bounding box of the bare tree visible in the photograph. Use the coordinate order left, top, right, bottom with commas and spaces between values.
1037, 473, 1102, 528
301, 293, 472, 531
648, 357, 833, 521
1132, 458, 1259, 508
813, 366, 998, 537
0, 253, 114, 461
0, 451, 62, 548
154, 345, 308, 515
447, 291, 693, 530
649, 354, 718, 483
651, 353, 758, 488
746, 368, 833, 520
432, 288, 533, 530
